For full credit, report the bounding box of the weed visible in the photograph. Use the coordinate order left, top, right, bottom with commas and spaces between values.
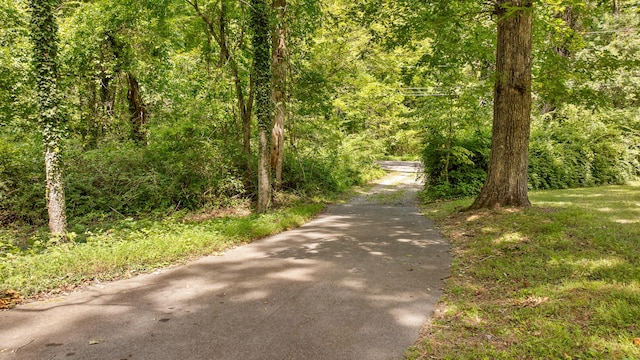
0, 202, 325, 299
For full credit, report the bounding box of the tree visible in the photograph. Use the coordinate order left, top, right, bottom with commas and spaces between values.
250, 0, 273, 212
28, 0, 68, 236
127, 73, 147, 144
469, 0, 533, 209
271, 0, 287, 190
185, 0, 255, 159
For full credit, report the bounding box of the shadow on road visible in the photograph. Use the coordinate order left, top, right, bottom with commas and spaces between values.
0, 162, 450, 360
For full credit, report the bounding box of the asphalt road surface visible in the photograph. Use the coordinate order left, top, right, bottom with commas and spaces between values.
0, 161, 450, 360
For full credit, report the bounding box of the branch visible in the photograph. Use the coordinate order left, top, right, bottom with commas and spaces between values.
184, 0, 223, 47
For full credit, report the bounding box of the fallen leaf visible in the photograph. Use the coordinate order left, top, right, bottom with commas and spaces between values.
88, 339, 102, 345
633, 338, 640, 346
513, 296, 550, 308
0, 290, 23, 310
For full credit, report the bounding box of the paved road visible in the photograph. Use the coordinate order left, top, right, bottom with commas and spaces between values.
0, 161, 450, 360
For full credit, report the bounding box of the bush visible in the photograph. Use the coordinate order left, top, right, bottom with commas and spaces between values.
282, 132, 384, 195
528, 107, 638, 190
65, 129, 247, 220
421, 105, 640, 201
421, 128, 490, 200
0, 134, 46, 225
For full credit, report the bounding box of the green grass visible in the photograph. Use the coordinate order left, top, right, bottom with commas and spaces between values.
409, 183, 640, 359
0, 202, 324, 299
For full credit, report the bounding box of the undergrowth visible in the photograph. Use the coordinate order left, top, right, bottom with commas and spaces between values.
0, 202, 324, 299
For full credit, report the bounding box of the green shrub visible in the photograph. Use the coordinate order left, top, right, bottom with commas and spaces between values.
64, 128, 246, 220
0, 134, 46, 225
421, 105, 640, 201
421, 128, 490, 200
283, 133, 384, 195
528, 107, 639, 190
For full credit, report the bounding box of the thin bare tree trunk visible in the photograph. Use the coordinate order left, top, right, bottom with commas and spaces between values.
185, 0, 253, 158
127, 73, 147, 144
612, 0, 620, 15
470, 0, 533, 210
258, 129, 271, 211
271, 0, 287, 190
541, 7, 577, 116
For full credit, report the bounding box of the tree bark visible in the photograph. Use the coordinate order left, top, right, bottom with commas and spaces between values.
44, 146, 67, 236
250, 0, 273, 213
271, 0, 287, 190
612, 0, 620, 16
29, 0, 68, 237
127, 73, 147, 144
258, 129, 271, 211
470, 0, 533, 210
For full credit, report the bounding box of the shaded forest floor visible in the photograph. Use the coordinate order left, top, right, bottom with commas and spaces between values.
409, 182, 640, 359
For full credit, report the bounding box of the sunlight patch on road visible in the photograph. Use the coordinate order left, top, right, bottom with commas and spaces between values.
390, 307, 427, 327
267, 267, 316, 282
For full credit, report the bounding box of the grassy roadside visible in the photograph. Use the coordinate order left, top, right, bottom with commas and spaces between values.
0, 201, 325, 304
409, 183, 640, 359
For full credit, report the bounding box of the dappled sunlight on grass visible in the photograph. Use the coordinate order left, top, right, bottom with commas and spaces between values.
492, 232, 526, 244
412, 184, 640, 359
480, 227, 499, 234
549, 256, 626, 273
0, 203, 326, 298
613, 218, 639, 224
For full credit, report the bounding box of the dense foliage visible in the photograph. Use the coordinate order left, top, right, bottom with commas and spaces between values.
407, 1, 640, 200
0, 0, 386, 233
1, 0, 639, 234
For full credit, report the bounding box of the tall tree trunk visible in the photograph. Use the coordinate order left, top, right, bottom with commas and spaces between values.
80, 78, 100, 148
470, 0, 533, 210
250, 0, 273, 213
44, 147, 66, 235
612, 0, 620, 15
127, 73, 147, 144
29, 0, 68, 237
271, 0, 287, 190
100, 75, 114, 118
220, 0, 253, 158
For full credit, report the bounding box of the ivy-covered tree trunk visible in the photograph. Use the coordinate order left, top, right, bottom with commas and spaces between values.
251, 0, 273, 212
470, 0, 533, 210
271, 0, 287, 190
29, 0, 68, 236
